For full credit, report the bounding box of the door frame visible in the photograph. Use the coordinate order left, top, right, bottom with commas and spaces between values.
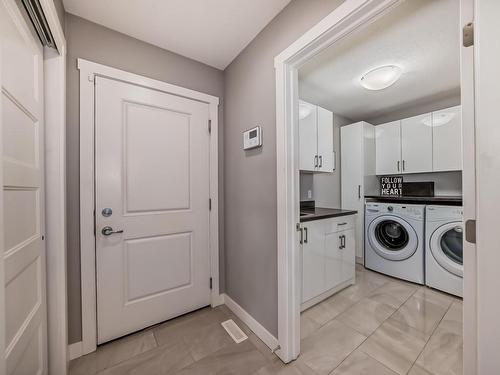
78, 59, 221, 355
274, 0, 476, 365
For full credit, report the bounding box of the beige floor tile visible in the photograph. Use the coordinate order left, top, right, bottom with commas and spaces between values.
95, 341, 194, 375
331, 350, 398, 375
369, 280, 418, 309
391, 295, 448, 335
299, 319, 366, 375
412, 288, 454, 309
408, 365, 433, 375
69, 330, 158, 375
439, 301, 463, 334
359, 318, 427, 375
173, 340, 268, 375
301, 293, 354, 326
301, 313, 322, 340
252, 359, 318, 375
337, 297, 395, 336
416, 325, 463, 375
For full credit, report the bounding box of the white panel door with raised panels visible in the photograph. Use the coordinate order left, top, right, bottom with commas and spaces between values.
95, 77, 211, 343
1, 1, 47, 373
375, 121, 401, 175
401, 113, 433, 174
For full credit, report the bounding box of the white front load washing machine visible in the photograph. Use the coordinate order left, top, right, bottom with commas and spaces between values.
365, 202, 425, 284
425, 205, 463, 297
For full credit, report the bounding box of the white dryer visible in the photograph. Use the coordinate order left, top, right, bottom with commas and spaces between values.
365, 202, 425, 284
425, 205, 463, 297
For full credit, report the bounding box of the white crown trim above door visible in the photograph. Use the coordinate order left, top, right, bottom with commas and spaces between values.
78, 59, 221, 355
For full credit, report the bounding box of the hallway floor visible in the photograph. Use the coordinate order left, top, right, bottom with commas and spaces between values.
70, 266, 462, 375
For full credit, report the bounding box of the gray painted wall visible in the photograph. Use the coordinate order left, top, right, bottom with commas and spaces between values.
224, 0, 345, 336
66, 14, 225, 344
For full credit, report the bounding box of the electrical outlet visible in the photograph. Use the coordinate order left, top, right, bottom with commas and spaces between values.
308, 190, 312, 199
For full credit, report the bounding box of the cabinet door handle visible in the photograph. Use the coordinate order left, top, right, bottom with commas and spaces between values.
358, 185, 361, 199
304, 227, 308, 243
402, 160, 406, 171
338, 222, 348, 226
319, 155, 323, 168
339, 235, 343, 249
314, 155, 318, 168
397, 161, 400, 172
299, 227, 303, 244
341, 235, 346, 249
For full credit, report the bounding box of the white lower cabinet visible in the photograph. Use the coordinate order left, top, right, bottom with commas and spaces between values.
302, 215, 356, 307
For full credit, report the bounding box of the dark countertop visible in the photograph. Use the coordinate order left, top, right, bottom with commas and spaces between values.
300, 207, 357, 222
365, 195, 463, 205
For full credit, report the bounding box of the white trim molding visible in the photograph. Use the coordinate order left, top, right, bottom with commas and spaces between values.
273, 0, 407, 363
222, 294, 279, 353
68, 342, 83, 361
78, 59, 221, 355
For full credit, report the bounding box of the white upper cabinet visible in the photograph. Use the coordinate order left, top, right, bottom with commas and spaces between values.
299, 100, 334, 172
317, 106, 334, 172
432, 106, 462, 171
374, 105, 462, 175
299, 100, 318, 172
375, 121, 401, 175
401, 113, 433, 174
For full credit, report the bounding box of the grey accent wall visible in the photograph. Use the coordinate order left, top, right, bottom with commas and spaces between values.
224, 0, 345, 336
66, 14, 225, 344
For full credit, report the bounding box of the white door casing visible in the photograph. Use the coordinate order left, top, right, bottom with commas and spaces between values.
95, 76, 212, 343
1, 0, 47, 373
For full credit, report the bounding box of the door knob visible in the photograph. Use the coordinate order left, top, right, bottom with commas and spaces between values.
101, 226, 124, 236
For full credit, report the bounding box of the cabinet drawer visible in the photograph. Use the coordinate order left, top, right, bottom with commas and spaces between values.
324, 216, 355, 233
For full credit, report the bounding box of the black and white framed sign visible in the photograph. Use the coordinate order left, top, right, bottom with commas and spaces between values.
380, 176, 403, 196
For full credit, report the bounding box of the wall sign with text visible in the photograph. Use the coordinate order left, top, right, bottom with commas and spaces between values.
380, 176, 403, 196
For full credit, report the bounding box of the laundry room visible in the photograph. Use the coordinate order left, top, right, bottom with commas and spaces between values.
296, 0, 464, 373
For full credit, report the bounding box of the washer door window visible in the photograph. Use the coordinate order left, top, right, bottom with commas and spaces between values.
430, 222, 463, 277
368, 216, 418, 261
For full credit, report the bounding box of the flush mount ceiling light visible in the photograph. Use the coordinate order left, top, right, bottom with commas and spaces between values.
360, 65, 402, 91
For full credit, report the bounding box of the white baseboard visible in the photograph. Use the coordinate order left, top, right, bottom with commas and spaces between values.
68, 341, 83, 361
222, 294, 279, 352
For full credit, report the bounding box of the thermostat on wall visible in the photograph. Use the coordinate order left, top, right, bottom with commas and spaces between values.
243, 126, 262, 150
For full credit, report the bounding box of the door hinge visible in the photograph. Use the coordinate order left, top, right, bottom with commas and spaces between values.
465, 219, 476, 244
209, 277, 213, 290
463, 22, 474, 47
208, 119, 212, 134
209, 198, 212, 211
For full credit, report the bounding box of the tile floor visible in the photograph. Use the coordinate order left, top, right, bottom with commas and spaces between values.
70, 266, 463, 375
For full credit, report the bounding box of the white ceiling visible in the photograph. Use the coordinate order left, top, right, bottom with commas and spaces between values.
298, 0, 460, 122
63, 0, 291, 70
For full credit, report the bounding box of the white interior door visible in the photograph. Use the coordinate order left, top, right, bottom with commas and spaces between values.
1, 1, 47, 374
375, 121, 401, 175
95, 77, 211, 344
401, 113, 433, 174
